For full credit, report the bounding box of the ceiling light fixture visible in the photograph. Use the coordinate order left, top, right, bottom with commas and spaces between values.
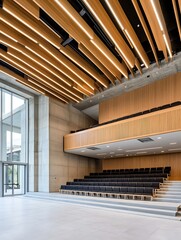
40, 44, 94, 92
3, 6, 60, 49
157, 137, 162, 139
59, 48, 108, 88
1, 17, 38, 44
125, 29, 149, 68
54, 0, 93, 39
90, 39, 128, 78
3, 53, 78, 102
136, 152, 147, 154
150, 0, 172, 58
105, 0, 149, 68
168, 148, 181, 151
28, 79, 68, 103
126, 147, 162, 152
83, 0, 133, 69
16, 79, 45, 95
0, 31, 18, 42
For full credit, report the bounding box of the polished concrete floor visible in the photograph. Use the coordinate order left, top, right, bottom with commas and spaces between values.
0, 196, 181, 240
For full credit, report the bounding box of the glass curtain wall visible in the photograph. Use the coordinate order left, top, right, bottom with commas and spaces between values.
0, 88, 28, 196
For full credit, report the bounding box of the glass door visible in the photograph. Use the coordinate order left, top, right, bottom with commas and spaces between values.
3, 164, 13, 196
3, 164, 26, 196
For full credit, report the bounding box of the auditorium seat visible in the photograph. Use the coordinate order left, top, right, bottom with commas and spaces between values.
60, 167, 171, 201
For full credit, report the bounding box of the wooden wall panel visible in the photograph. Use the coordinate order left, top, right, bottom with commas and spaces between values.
64, 106, 181, 150
102, 153, 181, 180
99, 72, 181, 123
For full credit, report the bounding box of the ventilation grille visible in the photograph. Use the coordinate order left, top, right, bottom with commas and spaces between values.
87, 147, 100, 150
137, 138, 154, 143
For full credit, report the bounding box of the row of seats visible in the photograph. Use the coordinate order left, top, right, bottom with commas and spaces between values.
85, 173, 168, 179
70, 102, 181, 133
61, 185, 154, 196
101, 166, 171, 174
60, 167, 170, 200
74, 177, 164, 183
67, 181, 160, 188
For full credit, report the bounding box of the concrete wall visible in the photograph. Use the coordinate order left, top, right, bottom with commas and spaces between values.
34, 96, 98, 193
49, 98, 97, 192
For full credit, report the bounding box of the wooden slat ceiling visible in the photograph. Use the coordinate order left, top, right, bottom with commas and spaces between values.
0, 0, 181, 104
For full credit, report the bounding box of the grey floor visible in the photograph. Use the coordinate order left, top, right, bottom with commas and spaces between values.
0, 196, 180, 240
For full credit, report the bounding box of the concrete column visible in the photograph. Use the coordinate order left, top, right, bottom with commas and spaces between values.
28, 96, 38, 192
0, 162, 2, 197
38, 96, 49, 192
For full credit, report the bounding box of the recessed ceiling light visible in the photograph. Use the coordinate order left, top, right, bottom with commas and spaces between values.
136, 152, 147, 154
169, 142, 177, 145
126, 147, 162, 152
97, 153, 107, 156
137, 24, 140, 27
161, 151, 165, 153
157, 137, 162, 139
81, 150, 85, 152
106, 146, 110, 148
168, 148, 181, 151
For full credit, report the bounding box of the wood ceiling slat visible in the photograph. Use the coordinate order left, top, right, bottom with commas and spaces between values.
60, 45, 109, 88
3, 0, 61, 49
0, 65, 45, 95
13, 0, 40, 19
0, 10, 95, 93
33, 0, 128, 79
0, 65, 69, 103
104, 0, 150, 68
3, 1, 110, 88
0, 32, 83, 100
178, 0, 181, 13
78, 43, 116, 83
172, 0, 181, 40
27, 78, 69, 103
1, 51, 79, 103
82, 0, 136, 68
1, 24, 74, 87
140, 0, 172, 61
131, 0, 159, 66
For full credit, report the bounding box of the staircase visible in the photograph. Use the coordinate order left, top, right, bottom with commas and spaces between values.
154, 181, 181, 203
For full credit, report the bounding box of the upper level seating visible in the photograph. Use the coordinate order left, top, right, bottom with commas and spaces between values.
70, 101, 181, 133
60, 166, 171, 201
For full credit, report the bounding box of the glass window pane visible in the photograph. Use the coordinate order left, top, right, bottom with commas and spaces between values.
1, 91, 12, 161
12, 94, 26, 162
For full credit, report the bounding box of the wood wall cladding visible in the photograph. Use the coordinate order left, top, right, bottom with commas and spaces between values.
64, 106, 181, 150
102, 153, 181, 180
99, 73, 181, 124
